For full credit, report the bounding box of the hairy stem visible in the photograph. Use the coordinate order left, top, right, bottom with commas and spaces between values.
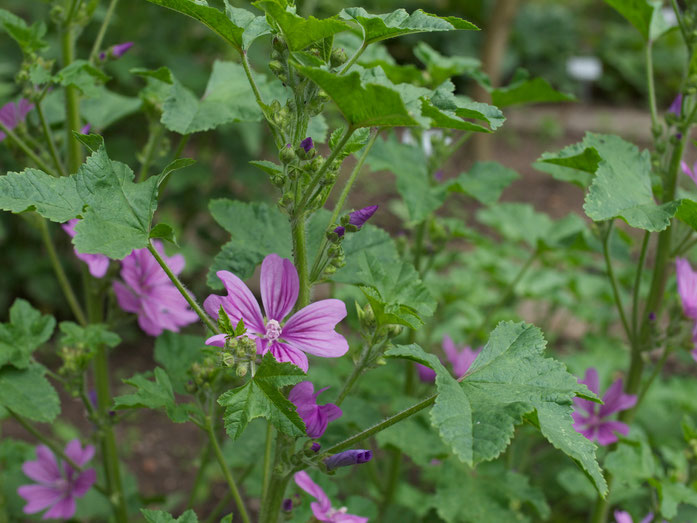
602, 222, 633, 343
36, 102, 66, 177
239, 50, 283, 145
0, 121, 55, 174
646, 41, 659, 132
61, 24, 82, 174
261, 423, 275, 502
340, 41, 367, 75
186, 442, 211, 510
631, 231, 650, 340
137, 122, 165, 182
291, 214, 310, 309
147, 242, 219, 333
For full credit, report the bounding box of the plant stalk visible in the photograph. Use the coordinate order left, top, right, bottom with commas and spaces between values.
61, 23, 82, 174
291, 214, 310, 309
0, 121, 55, 174
36, 102, 66, 177
89, 0, 120, 63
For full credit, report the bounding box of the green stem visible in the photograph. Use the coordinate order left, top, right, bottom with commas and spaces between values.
147, 242, 219, 333
89, 0, 120, 63
186, 442, 212, 510
239, 50, 283, 145
0, 121, 55, 174
380, 449, 401, 518
602, 222, 633, 343
61, 25, 82, 174
297, 126, 356, 212
259, 471, 291, 523
646, 41, 659, 132
291, 214, 310, 309
38, 218, 87, 326
636, 346, 671, 406
632, 231, 650, 340
204, 416, 251, 523
261, 423, 275, 502
309, 129, 379, 281
172, 133, 190, 160
137, 123, 165, 182
36, 102, 66, 177
334, 345, 370, 406
340, 41, 367, 75
412, 220, 426, 273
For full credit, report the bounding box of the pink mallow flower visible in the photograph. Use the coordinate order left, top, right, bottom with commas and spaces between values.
205, 253, 348, 372
676, 258, 697, 361
61, 219, 109, 278
572, 368, 637, 445
113, 241, 198, 336
668, 94, 682, 117
614, 511, 660, 523
416, 336, 481, 383
17, 440, 96, 520
293, 471, 368, 522
289, 381, 342, 438
0, 99, 34, 141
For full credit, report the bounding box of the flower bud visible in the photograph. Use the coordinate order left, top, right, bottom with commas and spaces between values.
280, 144, 296, 164
330, 48, 348, 68
268, 60, 284, 76
272, 36, 287, 53
324, 449, 372, 470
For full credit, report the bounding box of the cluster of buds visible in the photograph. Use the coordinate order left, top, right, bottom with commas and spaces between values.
187, 356, 219, 392
219, 334, 258, 377
58, 343, 96, 396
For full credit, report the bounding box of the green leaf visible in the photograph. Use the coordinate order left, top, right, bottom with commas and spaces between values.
413, 41, 480, 87
0, 142, 158, 258
217, 353, 305, 439
329, 126, 372, 159
422, 81, 505, 133
604, 439, 655, 488
156, 158, 196, 188
293, 64, 419, 128
0, 8, 48, 53
339, 7, 477, 45
225, 2, 272, 49
54, 60, 110, 98
58, 322, 121, 351
254, 1, 350, 51
448, 162, 518, 205
81, 89, 142, 130
477, 203, 553, 248
161, 61, 275, 134
113, 368, 191, 423
604, 0, 669, 41
656, 480, 697, 519
365, 132, 443, 222
153, 332, 206, 394
582, 133, 677, 231
459, 322, 606, 494
356, 253, 436, 328
0, 365, 60, 422
491, 69, 575, 108
249, 160, 283, 177
0, 299, 55, 370
675, 199, 697, 232
141, 508, 199, 523
385, 344, 472, 463
331, 222, 400, 284
144, 0, 252, 50
149, 223, 178, 245
535, 141, 601, 188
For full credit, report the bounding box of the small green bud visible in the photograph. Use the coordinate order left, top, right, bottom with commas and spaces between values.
269, 60, 284, 76
323, 265, 337, 275
236, 362, 249, 377
309, 156, 324, 171
280, 145, 296, 164
221, 352, 235, 367
272, 36, 287, 53
330, 48, 348, 68
271, 174, 286, 188
317, 90, 330, 104
387, 324, 403, 338
375, 356, 387, 366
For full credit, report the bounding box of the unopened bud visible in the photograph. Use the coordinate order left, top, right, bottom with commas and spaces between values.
280, 145, 296, 164
330, 48, 348, 68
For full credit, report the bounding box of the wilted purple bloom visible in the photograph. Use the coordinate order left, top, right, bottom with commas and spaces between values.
324, 450, 372, 470
205, 254, 348, 372
0, 99, 34, 141
334, 205, 378, 237
289, 381, 342, 438
17, 440, 96, 520
300, 137, 314, 153
80, 124, 91, 134
442, 336, 480, 378
572, 368, 637, 445
614, 510, 658, 523
311, 442, 321, 452
415, 363, 436, 382
113, 240, 198, 336
61, 219, 110, 278
668, 94, 682, 117
294, 471, 368, 523
681, 160, 697, 188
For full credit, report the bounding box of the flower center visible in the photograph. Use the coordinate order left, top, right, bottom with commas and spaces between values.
265, 319, 282, 342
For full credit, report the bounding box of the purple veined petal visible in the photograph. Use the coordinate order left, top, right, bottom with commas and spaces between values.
335, 515, 368, 523
579, 367, 600, 395
415, 363, 436, 382
64, 440, 94, 467
78, 252, 110, 278
17, 485, 63, 514
614, 511, 634, 523
22, 446, 61, 485
206, 333, 228, 347
269, 341, 309, 372
294, 471, 331, 514
348, 205, 378, 228
599, 379, 636, 417
43, 495, 77, 520
442, 336, 458, 363
72, 468, 97, 497
452, 347, 480, 378
282, 299, 348, 358
113, 281, 141, 314
137, 312, 164, 336
319, 403, 342, 424
204, 271, 266, 334
573, 396, 597, 416
668, 94, 682, 116
595, 420, 630, 446
261, 254, 299, 322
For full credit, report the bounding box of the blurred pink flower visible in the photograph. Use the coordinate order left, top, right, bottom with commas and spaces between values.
205, 254, 348, 372
572, 368, 636, 445
289, 381, 342, 438
294, 471, 368, 522
17, 440, 96, 520
0, 99, 33, 141
113, 241, 198, 336
416, 336, 480, 383
62, 219, 109, 278
614, 510, 660, 523
681, 160, 697, 188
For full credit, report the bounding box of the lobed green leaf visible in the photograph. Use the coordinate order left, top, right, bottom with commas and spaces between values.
0, 299, 55, 370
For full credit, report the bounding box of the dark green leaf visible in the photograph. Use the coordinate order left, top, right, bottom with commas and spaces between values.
491, 69, 575, 108
153, 332, 206, 394
448, 162, 518, 205
0, 365, 60, 422
141, 508, 199, 523
156, 158, 196, 188
604, 0, 669, 41
54, 60, 110, 98
149, 223, 178, 245
0, 8, 47, 53
0, 299, 55, 370
113, 368, 192, 423
413, 41, 480, 86
81, 89, 142, 130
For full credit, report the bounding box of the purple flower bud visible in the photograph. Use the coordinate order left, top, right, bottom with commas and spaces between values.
668, 94, 683, 117
88, 389, 98, 408
80, 124, 91, 134
334, 226, 345, 237
112, 42, 134, 58
282, 498, 293, 512
99, 51, 106, 61
311, 442, 321, 453
348, 205, 378, 228
649, 312, 656, 321
286, 143, 291, 148
434, 170, 444, 182
323, 449, 372, 470
300, 137, 314, 153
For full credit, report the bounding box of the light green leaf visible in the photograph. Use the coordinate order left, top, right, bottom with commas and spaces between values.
331, 223, 400, 284
535, 141, 601, 188
675, 199, 697, 232
81, 89, 142, 130
254, 0, 350, 51
604, 0, 669, 41
414, 41, 480, 87
604, 439, 655, 488
0, 8, 47, 53
115, 368, 193, 423
294, 64, 419, 128
448, 162, 518, 205
149, 223, 178, 245
156, 158, 196, 188
0, 365, 60, 422
491, 69, 575, 108
225, 2, 272, 49
422, 81, 504, 133
0, 299, 55, 370
356, 253, 436, 328
0, 141, 158, 259
339, 7, 477, 45
58, 322, 120, 351
141, 508, 199, 523
656, 480, 697, 519
161, 61, 275, 134
385, 344, 472, 463
217, 353, 305, 439
153, 332, 206, 394
54, 60, 110, 98
328, 126, 372, 159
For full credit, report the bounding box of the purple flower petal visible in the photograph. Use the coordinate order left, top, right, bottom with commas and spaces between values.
668, 94, 682, 116
269, 341, 309, 372
300, 137, 314, 153
21, 446, 61, 484
111, 42, 134, 58
677, 258, 697, 318
17, 485, 63, 514
43, 495, 77, 520
62, 219, 110, 278
72, 468, 97, 497
261, 254, 299, 322
324, 449, 372, 470
205, 333, 229, 347
294, 471, 331, 515
64, 440, 95, 467
289, 381, 342, 438
282, 300, 348, 358
595, 420, 630, 445
334, 226, 345, 237
205, 270, 266, 335
348, 205, 378, 228
579, 367, 600, 395
614, 511, 634, 523
416, 363, 436, 382
599, 379, 636, 417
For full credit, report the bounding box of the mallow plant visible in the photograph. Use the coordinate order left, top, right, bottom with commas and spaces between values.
1, 0, 697, 522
